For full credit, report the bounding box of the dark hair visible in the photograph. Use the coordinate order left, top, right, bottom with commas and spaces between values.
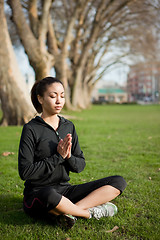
31, 76, 64, 113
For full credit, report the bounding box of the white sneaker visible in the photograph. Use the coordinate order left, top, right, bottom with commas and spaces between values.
89, 202, 118, 220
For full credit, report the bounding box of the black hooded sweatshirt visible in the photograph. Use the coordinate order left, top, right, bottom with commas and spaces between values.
18, 116, 86, 194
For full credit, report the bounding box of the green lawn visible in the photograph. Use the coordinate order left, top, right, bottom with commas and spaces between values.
0, 105, 160, 240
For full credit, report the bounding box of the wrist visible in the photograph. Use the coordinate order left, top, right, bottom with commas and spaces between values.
66, 154, 72, 160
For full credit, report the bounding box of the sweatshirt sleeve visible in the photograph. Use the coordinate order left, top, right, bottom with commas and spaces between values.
66, 124, 86, 173
18, 124, 65, 181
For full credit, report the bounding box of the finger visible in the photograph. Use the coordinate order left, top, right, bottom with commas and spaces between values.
63, 135, 69, 144
67, 134, 72, 143
64, 134, 72, 143
57, 140, 66, 153
67, 133, 72, 138
66, 143, 72, 159
58, 137, 69, 153
57, 140, 68, 158
65, 134, 72, 140
67, 141, 72, 153
63, 138, 71, 150
59, 135, 72, 156
58, 139, 63, 147
63, 136, 72, 147
68, 142, 72, 151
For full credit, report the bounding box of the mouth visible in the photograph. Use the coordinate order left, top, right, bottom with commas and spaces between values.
55, 106, 62, 110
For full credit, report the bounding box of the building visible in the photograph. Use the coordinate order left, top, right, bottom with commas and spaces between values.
92, 82, 128, 104
127, 63, 160, 102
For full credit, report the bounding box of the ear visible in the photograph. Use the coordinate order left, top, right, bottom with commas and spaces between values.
37, 95, 43, 105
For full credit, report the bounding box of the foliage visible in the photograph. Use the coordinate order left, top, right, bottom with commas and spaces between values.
0, 105, 160, 239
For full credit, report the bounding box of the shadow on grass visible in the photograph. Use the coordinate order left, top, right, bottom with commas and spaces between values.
0, 194, 31, 225
0, 194, 57, 227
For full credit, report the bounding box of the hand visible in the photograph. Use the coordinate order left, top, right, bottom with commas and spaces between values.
57, 134, 72, 159
66, 141, 72, 159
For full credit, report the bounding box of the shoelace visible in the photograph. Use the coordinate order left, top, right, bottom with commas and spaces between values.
93, 206, 108, 219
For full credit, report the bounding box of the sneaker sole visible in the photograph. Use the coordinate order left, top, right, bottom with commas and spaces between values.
58, 214, 77, 229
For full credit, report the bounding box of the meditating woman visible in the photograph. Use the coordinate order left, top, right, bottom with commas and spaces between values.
18, 76, 127, 228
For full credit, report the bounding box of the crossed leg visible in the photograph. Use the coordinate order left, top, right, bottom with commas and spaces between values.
49, 185, 120, 218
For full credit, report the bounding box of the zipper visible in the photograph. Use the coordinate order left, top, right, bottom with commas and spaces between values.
55, 130, 61, 142
36, 116, 63, 142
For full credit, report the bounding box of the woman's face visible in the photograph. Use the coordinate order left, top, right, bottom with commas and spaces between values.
38, 82, 65, 116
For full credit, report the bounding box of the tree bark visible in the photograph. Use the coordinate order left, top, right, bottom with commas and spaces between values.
0, 0, 35, 125
72, 68, 93, 109
9, 0, 54, 80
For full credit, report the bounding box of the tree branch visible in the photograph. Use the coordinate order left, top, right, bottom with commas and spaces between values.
28, 0, 39, 38
39, 0, 52, 51
8, 0, 40, 62
47, 14, 59, 55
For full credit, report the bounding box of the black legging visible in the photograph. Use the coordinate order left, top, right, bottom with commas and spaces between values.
23, 175, 127, 216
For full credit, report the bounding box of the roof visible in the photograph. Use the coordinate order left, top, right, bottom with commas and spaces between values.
98, 88, 126, 94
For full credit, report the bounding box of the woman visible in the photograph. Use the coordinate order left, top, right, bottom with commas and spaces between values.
18, 76, 127, 228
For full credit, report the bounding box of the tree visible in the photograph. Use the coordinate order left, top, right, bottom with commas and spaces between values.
0, 0, 35, 125
55, 0, 160, 107
8, 0, 54, 80
1, 0, 159, 125
8, 0, 159, 109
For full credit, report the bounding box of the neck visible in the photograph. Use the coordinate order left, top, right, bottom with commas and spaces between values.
41, 113, 60, 130
41, 113, 58, 121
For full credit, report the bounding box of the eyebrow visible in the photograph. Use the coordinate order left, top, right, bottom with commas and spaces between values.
49, 91, 65, 94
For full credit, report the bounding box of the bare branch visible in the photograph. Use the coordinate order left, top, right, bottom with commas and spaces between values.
47, 14, 59, 55
39, 0, 52, 50
8, 0, 40, 62
28, 0, 38, 38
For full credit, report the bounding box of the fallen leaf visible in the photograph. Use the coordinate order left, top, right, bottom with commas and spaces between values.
2, 152, 15, 156
106, 226, 119, 233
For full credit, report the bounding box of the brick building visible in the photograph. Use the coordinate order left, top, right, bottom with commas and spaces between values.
127, 63, 160, 102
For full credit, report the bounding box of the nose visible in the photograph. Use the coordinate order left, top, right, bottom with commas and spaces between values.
56, 95, 61, 104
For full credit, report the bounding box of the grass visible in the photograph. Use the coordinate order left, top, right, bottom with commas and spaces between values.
0, 104, 160, 240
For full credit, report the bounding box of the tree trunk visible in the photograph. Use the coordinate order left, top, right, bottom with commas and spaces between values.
72, 68, 92, 109
71, 67, 82, 108
0, 0, 35, 125
9, 0, 54, 81
75, 86, 92, 109
55, 57, 73, 110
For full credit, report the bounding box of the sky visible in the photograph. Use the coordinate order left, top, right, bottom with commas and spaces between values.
101, 65, 129, 86
15, 46, 130, 89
